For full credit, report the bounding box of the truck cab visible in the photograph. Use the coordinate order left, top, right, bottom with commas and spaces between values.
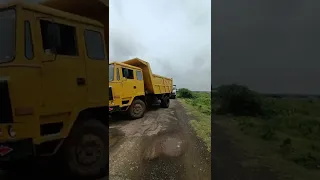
0, 1, 109, 178
109, 61, 145, 113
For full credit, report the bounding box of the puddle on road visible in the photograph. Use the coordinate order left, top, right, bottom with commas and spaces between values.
143, 133, 187, 160
109, 128, 125, 148
140, 132, 189, 180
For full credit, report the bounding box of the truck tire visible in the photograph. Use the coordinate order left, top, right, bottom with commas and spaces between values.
60, 119, 108, 179
128, 99, 146, 119
160, 97, 170, 108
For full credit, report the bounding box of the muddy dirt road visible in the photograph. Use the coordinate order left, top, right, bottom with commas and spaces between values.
0, 100, 210, 180
107, 99, 211, 180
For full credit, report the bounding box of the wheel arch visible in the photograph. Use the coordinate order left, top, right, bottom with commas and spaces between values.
65, 106, 109, 136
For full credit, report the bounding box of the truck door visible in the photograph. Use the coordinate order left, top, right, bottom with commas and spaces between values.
82, 27, 108, 105
121, 67, 136, 104
110, 66, 122, 105
135, 70, 145, 96
36, 16, 86, 112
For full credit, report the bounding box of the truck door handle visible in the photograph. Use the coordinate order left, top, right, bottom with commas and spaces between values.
76, 77, 86, 86
133, 86, 136, 89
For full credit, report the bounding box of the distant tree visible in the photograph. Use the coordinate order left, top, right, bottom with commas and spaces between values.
178, 88, 194, 98
216, 84, 263, 116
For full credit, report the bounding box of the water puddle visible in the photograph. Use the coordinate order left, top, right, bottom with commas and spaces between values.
143, 133, 186, 160
109, 128, 125, 148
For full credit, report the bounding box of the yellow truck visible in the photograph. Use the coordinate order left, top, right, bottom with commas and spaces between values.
109, 58, 173, 119
0, 0, 109, 178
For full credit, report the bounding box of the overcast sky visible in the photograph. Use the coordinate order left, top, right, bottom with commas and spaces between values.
0, 0, 211, 91
213, 0, 320, 95
109, 0, 211, 91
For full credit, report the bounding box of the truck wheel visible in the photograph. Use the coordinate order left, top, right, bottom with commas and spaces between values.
160, 97, 170, 108
128, 99, 146, 119
60, 119, 108, 179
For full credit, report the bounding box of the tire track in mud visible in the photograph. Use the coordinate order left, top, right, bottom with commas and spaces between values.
108, 100, 211, 180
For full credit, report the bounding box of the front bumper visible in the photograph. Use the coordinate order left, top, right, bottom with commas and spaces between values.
0, 138, 34, 162
0, 123, 35, 141
0, 123, 36, 164
109, 106, 121, 113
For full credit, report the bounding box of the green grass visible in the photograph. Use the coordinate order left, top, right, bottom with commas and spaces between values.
178, 91, 211, 152
215, 97, 320, 180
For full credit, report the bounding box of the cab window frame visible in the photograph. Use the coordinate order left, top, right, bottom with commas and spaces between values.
39, 20, 79, 56
84, 29, 105, 60
136, 70, 143, 81
24, 20, 34, 60
122, 67, 134, 79
116, 68, 120, 81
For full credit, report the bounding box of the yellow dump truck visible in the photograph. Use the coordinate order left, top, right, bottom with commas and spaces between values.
109, 58, 173, 119
0, 0, 109, 178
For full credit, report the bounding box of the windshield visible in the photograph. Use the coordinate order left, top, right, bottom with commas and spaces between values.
0, 9, 16, 63
109, 64, 114, 81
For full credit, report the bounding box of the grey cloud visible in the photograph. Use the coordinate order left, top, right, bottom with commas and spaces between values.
212, 0, 320, 95
109, 0, 211, 91
0, 0, 211, 91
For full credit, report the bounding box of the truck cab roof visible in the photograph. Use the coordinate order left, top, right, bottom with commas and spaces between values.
0, 1, 103, 27
109, 61, 143, 71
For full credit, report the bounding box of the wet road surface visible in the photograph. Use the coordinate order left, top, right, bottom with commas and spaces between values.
107, 99, 211, 180
0, 100, 211, 180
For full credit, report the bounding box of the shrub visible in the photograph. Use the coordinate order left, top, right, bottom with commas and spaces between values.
178, 88, 194, 98
216, 84, 263, 116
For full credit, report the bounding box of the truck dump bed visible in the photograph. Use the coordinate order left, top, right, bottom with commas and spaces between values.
122, 58, 173, 95
40, 0, 109, 59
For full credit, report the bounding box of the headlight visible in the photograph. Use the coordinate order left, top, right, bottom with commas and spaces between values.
8, 125, 16, 137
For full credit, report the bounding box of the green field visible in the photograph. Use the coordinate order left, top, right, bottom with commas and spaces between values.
214, 92, 320, 180
178, 89, 211, 151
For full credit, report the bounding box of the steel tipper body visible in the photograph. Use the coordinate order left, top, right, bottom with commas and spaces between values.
0, 1, 109, 178
109, 58, 173, 119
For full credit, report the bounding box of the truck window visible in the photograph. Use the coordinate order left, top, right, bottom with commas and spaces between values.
0, 9, 15, 63
116, 68, 120, 80
136, 70, 143, 80
84, 30, 105, 60
40, 20, 78, 56
24, 21, 33, 60
122, 68, 134, 79
109, 64, 114, 81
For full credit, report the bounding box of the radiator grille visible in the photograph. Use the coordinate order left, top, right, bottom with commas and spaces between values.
109, 86, 113, 101
0, 80, 13, 123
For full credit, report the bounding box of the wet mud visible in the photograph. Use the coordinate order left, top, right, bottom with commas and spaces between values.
1, 100, 211, 180
108, 100, 211, 180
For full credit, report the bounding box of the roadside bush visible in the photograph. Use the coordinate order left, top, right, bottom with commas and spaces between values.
178, 88, 194, 98
216, 84, 263, 116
